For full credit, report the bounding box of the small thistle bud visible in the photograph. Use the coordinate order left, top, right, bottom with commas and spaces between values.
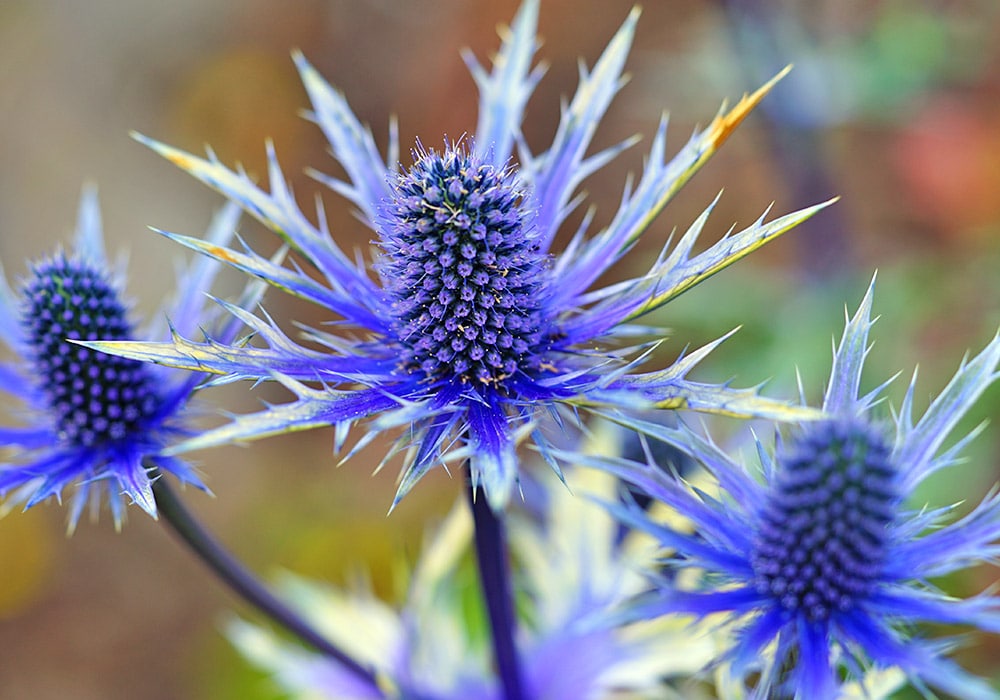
751, 418, 898, 622
380, 145, 547, 387
21, 254, 158, 448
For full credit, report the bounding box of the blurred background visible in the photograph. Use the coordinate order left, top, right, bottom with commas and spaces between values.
1, 0, 999, 697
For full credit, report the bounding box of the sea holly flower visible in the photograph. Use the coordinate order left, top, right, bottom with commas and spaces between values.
0, 189, 255, 530
91, 0, 832, 510
227, 459, 710, 700
592, 280, 1000, 699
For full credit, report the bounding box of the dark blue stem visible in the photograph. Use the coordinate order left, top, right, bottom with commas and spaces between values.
466, 478, 527, 700
151, 473, 381, 694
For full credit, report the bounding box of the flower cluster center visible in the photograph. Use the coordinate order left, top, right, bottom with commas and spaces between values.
21, 255, 158, 448
751, 418, 898, 621
380, 145, 547, 386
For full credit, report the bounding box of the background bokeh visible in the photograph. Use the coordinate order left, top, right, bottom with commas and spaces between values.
2, 0, 999, 697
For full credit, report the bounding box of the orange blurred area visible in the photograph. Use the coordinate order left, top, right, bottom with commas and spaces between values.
0, 506, 55, 618
1, 0, 999, 698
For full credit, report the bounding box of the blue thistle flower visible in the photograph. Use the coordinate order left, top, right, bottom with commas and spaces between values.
379, 142, 548, 387
91, 0, 832, 510
0, 189, 253, 530
594, 279, 1000, 699
21, 255, 160, 448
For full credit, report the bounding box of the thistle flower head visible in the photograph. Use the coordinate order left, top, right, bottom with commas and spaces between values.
0, 189, 253, 530
21, 253, 159, 447
595, 279, 1000, 699
751, 417, 898, 622
380, 143, 547, 386
94, 0, 833, 511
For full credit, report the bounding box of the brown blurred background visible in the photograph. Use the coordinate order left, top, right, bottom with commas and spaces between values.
2, 0, 1000, 698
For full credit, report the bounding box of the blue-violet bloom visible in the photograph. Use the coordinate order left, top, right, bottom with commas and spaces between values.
594, 280, 1000, 699
92, 0, 831, 510
0, 189, 252, 530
